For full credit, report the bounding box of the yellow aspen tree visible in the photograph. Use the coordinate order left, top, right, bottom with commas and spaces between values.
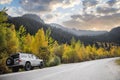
6, 25, 19, 54
33, 28, 50, 62
75, 41, 84, 61
23, 33, 33, 53
34, 28, 48, 54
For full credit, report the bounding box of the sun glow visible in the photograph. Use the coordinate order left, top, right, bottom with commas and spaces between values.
92, 27, 98, 31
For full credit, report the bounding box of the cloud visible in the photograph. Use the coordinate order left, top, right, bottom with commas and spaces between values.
82, 0, 98, 8
43, 14, 55, 22
17, 0, 80, 24
62, 0, 120, 31
71, 14, 96, 22
0, 0, 12, 4
19, 0, 80, 12
63, 14, 97, 30
6, 7, 28, 17
63, 13, 120, 31
96, 7, 119, 14
107, 0, 116, 6
20, 0, 52, 12
45, 14, 53, 19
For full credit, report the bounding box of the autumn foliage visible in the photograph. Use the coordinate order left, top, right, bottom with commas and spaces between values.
0, 9, 120, 74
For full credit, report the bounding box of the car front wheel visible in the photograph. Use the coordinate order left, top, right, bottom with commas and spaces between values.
24, 62, 31, 71
39, 62, 44, 69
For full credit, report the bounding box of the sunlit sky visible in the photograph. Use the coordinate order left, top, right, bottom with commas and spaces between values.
0, 0, 120, 31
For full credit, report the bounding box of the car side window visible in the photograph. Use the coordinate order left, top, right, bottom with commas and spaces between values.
31, 54, 35, 59
32, 55, 39, 59
34, 55, 37, 59
21, 54, 27, 58
28, 55, 31, 58
36, 56, 39, 59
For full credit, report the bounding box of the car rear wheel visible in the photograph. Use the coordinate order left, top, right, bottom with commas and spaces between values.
24, 62, 31, 71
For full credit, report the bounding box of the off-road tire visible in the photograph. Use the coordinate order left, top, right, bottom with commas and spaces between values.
39, 61, 44, 69
6, 57, 14, 66
24, 62, 31, 71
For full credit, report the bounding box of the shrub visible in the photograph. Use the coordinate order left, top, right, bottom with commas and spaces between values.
47, 56, 61, 67
0, 53, 11, 74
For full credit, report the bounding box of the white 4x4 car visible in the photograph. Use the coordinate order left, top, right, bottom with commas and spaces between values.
6, 52, 44, 72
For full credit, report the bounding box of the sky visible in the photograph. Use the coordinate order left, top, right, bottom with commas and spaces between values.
0, 0, 120, 31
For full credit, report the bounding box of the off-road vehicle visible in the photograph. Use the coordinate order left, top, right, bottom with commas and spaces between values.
6, 52, 44, 72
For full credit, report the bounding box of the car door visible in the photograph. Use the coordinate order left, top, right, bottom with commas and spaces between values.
34, 56, 40, 66
30, 54, 36, 66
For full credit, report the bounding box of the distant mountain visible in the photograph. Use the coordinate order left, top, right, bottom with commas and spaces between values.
50, 23, 107, 36
50, 23, 64, 29
7, 15, 76, 44
7, 14, 120, 45
22, 14, 44, 23
107, 27, 120, 43
8, 16, 47, 35
109, 27, 120, 35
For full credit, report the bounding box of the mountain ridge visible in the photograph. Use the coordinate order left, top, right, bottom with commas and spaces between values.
50, 23, 108, 36
7, 14, 120, 45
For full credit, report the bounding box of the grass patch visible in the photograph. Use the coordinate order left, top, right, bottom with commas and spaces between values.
115, 59, 120, 65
